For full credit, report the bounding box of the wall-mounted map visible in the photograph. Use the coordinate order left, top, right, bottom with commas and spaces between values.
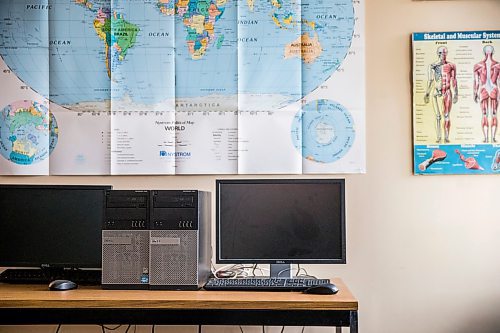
0, 0, 365, 175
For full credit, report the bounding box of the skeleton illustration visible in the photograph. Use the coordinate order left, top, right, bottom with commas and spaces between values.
424, 46, 458, 143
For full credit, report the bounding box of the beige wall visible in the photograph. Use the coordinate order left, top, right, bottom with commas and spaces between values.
1, 0, 500, 332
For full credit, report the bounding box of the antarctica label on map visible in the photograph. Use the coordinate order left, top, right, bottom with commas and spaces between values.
0, 0, 365, 175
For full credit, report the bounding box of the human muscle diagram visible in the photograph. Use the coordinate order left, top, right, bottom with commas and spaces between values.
418, 149, 447, 171
455, 149, 483, 171
473, 45, 499, 144
413, 31, 500, 175
424, 46, 458, 144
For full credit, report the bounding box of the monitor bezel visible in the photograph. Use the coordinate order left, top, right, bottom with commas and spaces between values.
0, 184, 112, 269
215, 178, 346, 265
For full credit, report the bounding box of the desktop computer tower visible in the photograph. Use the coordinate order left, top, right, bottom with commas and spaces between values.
101, 190, 150, 289
149, 190, 211, 290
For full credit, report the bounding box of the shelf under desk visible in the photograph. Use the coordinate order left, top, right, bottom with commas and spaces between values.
0, 277, 358, 332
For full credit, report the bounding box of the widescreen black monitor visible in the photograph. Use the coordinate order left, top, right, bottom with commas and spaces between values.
0, 185, 111, 269
216, 179, 346, 277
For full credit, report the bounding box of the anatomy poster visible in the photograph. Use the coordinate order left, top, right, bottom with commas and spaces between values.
413, 31, 500, 175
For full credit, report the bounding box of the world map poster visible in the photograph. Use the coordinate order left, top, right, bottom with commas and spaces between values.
0, 0, 365, 175
413, 31, 500, 175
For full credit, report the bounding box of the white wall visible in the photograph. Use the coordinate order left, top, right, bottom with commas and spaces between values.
2, 0, 500, 332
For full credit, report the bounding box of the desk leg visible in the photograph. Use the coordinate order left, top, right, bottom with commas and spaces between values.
350, 311, 358, 333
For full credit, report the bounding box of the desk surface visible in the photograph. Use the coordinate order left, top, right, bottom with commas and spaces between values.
0, 278, 358, 331
0, 277, 357, 311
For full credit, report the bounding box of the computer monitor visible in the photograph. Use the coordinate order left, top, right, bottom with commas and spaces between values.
216, 179, 346, 278
0, 185, 111, 269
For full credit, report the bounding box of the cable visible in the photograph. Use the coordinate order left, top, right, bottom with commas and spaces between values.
296, 264, 306, 276
152, 325, 155, 333
102, 325, 122, 331
251, 265, 269, 277
55, 324, 61, 333
214, 263, 319, 280
210, 263, 217, 276
280, 326, 285, 333
239, 326, 245, 333
295, 264, 317, 279
213, 264, 239, 278
277, 267, 294, 277
213, 264, 257, 279
301, 327, 305, 333
277, 264, 313, 278
213, 263, 274, 279
198, 324, 202, 333
124, 325, 132, 333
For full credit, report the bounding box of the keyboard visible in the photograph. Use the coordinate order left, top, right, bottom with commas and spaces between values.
0, 268, 101, 285
204, 277, 331, 291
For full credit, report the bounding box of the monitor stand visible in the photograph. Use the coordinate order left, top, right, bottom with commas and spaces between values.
270, 264, 292, 279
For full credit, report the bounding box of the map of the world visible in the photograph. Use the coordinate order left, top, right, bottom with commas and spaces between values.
0, 0, 354, 110
0, 0, 365, 175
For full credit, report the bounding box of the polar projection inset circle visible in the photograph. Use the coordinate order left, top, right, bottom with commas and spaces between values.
292, 99, 355, 163
0, 100, 53, 165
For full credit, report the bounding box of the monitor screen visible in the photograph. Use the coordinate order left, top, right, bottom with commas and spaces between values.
216, 179, 346, 265
0, 185, 111, 268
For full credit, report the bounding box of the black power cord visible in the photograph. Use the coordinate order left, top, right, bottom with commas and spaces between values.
102, 325, 122, 331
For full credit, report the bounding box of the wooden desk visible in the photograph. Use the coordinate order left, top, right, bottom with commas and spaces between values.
0, 278, 358, 332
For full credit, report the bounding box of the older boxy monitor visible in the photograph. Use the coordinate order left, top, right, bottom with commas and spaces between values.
216, 179, 346, 278
0, 185, 111, 271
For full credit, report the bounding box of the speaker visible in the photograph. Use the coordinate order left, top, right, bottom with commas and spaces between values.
149, 190, 211, 290
101, 190, 150, 289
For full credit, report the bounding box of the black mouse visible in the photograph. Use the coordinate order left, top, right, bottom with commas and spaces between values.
49, 279, 78, 291
303, 283, 339, 295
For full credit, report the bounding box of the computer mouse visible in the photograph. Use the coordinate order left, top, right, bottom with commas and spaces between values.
303, 283, 339, 295
48, 279, 78, 291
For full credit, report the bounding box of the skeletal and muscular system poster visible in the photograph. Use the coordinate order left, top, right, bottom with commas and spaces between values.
0, 0, 365, 175
413, 31, 500, 175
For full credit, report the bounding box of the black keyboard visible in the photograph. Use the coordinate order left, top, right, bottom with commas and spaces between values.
204, 277, 331, 291
0, 268, 101, 285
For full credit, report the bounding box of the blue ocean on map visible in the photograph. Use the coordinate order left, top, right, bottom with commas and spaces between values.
0, 0, 354, 109
292, 99, 355, 163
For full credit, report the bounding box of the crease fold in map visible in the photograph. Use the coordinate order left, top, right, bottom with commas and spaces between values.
0, 0, 365, 175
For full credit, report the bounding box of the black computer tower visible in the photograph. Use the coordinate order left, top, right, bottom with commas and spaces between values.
101, 190, 150, 289
149, 190, 211, 290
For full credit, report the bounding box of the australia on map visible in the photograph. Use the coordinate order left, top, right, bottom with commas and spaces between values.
0, 0, 365, 175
